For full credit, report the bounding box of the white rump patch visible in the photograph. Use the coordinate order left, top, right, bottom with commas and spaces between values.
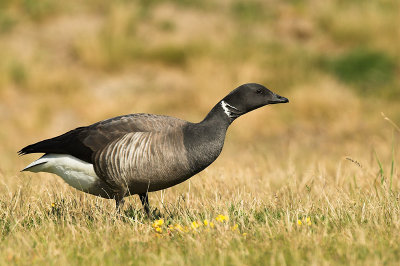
23, 154, 100, 192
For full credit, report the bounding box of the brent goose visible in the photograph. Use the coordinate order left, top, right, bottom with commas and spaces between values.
19, 83, 289, 214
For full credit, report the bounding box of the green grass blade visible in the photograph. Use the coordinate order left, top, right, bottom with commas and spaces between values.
374, 150, 385, 185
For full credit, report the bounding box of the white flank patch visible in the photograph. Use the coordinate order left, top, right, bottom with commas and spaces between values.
220, 100, 240, 118
23, 154, 99, 192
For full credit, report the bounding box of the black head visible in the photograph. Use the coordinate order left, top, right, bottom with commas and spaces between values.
222, 83, 289, 114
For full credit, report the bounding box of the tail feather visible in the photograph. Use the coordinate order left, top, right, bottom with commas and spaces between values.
18, 127, 81, 156
17, 127, 93, 164
18, 143, 38, 156
18, 139, 64, 156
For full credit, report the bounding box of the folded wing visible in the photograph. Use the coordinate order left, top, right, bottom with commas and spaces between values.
18, 114, 187, 164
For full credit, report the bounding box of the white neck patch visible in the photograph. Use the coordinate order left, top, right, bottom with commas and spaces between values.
220, 101, 242, 119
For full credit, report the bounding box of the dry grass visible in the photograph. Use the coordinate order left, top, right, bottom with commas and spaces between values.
0, 0, 400, 265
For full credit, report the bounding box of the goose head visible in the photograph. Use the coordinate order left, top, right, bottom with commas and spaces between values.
221, 83, 289, 115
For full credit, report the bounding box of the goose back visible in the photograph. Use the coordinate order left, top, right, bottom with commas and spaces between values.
19, 114, 187, 164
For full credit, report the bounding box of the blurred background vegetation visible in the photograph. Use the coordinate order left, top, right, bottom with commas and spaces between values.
0, 0, 399, 186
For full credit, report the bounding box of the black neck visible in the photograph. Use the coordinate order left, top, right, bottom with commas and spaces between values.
202, 102, 231, 127
200, 100, 243, 128
182, 101, 236, 174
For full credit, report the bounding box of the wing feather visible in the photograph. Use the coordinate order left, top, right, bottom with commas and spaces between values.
18, 114, 187, 164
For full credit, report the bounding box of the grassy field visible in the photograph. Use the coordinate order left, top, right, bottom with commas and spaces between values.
1, 0, 400, 265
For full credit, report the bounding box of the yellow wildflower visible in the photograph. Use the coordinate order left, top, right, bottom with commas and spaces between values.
174, 224, 183, 232
155, 227, 162, 233
191, 221, 200, 229
152, 219, 164, 228
297, 219, 302, 226
216, 214, 228, 222
51, 203, 55, 207
231, 224, 239, 231
306, 217, 311, 226
204, 219, 209, 226
210, 222, 215, 228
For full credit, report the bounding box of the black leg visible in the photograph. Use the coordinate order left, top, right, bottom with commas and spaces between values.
139, 193, 150, 215
115, 198, 125, 212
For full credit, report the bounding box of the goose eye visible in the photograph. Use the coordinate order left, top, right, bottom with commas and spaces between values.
256, 89, 263, 94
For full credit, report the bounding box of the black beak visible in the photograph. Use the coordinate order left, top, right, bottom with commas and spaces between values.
271, 93, 289, 104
